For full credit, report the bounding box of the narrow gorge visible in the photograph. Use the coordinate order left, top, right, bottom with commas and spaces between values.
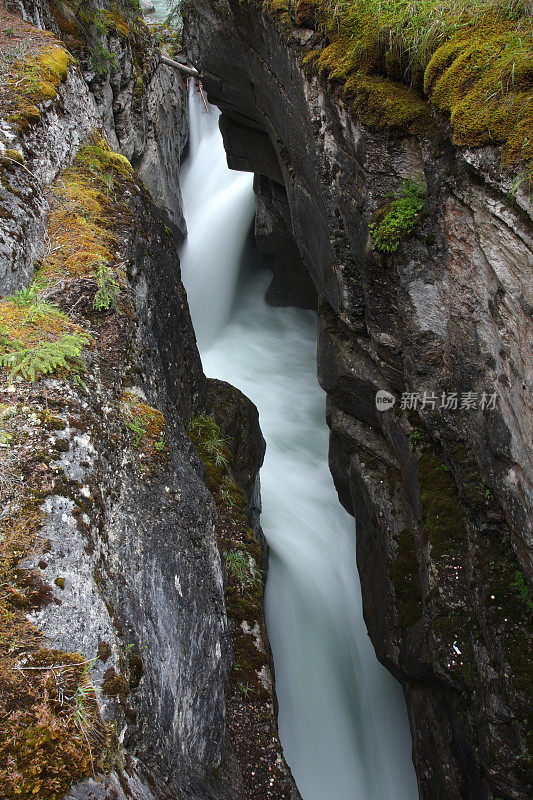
0, 2, 531, 800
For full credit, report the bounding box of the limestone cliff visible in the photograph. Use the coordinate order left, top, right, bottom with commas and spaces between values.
183, 2, 533, 798
0, 1, 296, 798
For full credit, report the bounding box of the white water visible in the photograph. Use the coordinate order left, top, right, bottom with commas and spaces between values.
144, 0, 172, 22
180, 86, 418, 800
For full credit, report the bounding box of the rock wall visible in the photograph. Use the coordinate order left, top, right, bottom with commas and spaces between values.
1, 4, 299, 798
184, 3, 533, 799
0, 0, 187, 296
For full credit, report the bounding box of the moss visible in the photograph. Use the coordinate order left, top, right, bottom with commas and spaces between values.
49, 1, 81, 39
3, 149, 25, 164
127, 652, 143, 689
101, 7, 131, 39
433, 611, 478, 690
187, 414, 233, 476
6, 45, 73, 133
390, 528, 423, 627
54, 577, 65, 590
102, 667, 129, 699
97, 641, 112, 663
418, 452, 466, 559
425, 17, 533, 176
119, 391, 168, 468
482, 536, 533, 693
259, 0, 532, 173
230, 633, 270, 702
299, 4, 432, 134
7, 106, 41, 131
37, 131, 134, 284
295, 0, 318, 29
448, 441, 494, 511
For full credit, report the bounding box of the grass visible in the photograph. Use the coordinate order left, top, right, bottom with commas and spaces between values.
223, 549, 259, 594
187, 414, 232, 469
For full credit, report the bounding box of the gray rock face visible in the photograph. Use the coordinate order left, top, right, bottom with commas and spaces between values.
0, 0, 188, 297
8, 175, 238, 797
184, 4, 533, 799
0, 69, 100, 295
2, 4, 256, 799
83, 17, 189, 236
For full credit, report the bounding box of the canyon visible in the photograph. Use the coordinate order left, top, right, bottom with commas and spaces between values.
0, 1, 531, 800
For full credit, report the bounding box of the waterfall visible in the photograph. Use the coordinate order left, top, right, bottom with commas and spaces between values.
179, 88, 255, 349
180, 87, 419, 800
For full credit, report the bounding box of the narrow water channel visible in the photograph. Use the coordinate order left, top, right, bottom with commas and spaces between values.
179, 86, 418, 800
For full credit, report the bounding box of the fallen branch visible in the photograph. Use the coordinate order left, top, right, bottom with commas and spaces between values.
197, 82, 210, 112
160, 55, 201, 79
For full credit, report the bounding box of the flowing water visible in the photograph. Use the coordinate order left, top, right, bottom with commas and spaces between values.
144, 0, 175, 23
179, 85, 418, 800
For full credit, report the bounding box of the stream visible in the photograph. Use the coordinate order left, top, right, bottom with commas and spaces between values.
177, 85, 418, 800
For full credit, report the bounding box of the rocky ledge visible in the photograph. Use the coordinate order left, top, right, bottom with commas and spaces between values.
184, 2, 532, 799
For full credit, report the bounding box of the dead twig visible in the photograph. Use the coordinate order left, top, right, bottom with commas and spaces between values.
197, 81, 210, 113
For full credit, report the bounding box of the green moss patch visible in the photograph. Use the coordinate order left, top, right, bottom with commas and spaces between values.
37, 131, 133, 288
6, 45, 73, 131
419, 452, 466, 559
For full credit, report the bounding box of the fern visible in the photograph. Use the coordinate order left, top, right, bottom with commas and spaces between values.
8, 287, 67, 324
93, 262, 120, 311
0, 332, 91, 383
9, 286, 36, 306
370, 179, 427, 254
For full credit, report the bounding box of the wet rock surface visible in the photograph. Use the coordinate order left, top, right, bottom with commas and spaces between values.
184, 2, 533, 798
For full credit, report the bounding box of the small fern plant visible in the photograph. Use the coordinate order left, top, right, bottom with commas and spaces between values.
0, 331, 91, 383
8, 287, 69, 324
93, 261, 120, 311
